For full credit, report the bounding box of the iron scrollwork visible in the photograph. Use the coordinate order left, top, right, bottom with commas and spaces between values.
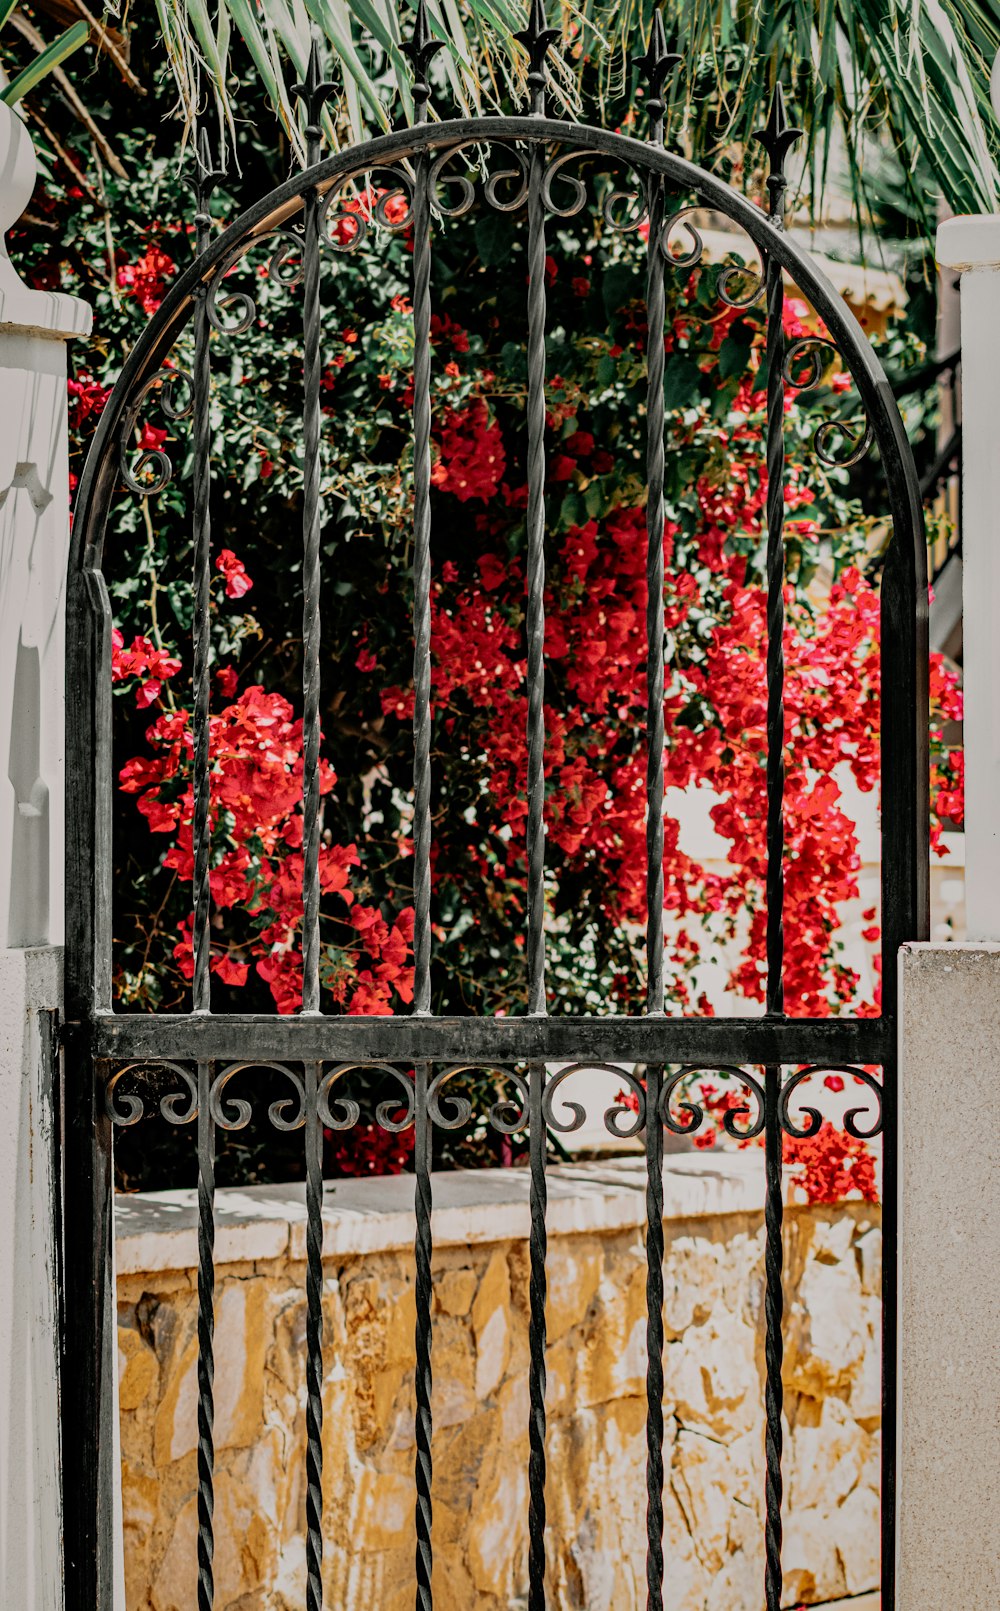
119, 367, 194, 495
105, 1059, 198, 1125
208, 1061, 307, 1131
541, 1061, 648, 1138
317, 1061, 416, 1132
779, 1064, 883, 1139
782, 335, 874, 467
660, 1064, 767, 1139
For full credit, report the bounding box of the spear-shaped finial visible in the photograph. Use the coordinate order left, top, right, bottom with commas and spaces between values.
403, 0, 445, 123
193, 123, 227, 255
293, 31, 337, 165
753, 83, 803, 226
637, 10, 680, 144
516, 0, 560, 116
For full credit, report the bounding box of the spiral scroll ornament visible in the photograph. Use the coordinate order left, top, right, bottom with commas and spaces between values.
660, 1064, 767, 1138
779, 1065, 883, 1139
119, 368, 194, 495
208, 1061, 306, 1131
105, 1060, 199, 1125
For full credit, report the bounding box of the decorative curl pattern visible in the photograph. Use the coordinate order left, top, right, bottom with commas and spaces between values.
105, 1059, 198, 1126
209, 1061, 306, 1132
660, 1065, 766, 1138
542, 1062, 648, 1138
779, 1065, 883, 1140
119, 368, 193, 495
317, 1062, 416, 1133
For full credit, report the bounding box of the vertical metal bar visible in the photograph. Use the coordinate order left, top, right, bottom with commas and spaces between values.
644, 152, 667, 1611
413, 1061, 434, 1610
525, 138, 548, 1020
527, 1061, 547, 1611
60, 1039, 116, 1611
762, 1061, 784, 1611
191, 181, 214, 1015
300, 145, 324, 1018
412, 147, 434, 1017
758, 89, 797, 1611
196, 1060, 216, 1611
305, 1060, 324, 1611
403, 18, 440, 1597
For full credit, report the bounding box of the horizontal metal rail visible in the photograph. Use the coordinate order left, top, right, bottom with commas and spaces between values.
87, 1010, 891, 1065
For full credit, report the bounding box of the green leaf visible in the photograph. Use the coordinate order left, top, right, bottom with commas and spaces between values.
718, 328, 753, 380
602, 262, 642, 322
475, 211, 514, 267
2, 19, 89, 106
663, 355, 702, 412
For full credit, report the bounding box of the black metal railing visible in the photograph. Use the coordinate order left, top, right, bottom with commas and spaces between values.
63, 4, 928, 1609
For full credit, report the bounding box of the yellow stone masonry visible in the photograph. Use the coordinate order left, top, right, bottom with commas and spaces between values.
115, 1158, 882, 1609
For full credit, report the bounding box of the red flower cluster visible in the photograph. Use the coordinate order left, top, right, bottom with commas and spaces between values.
216, 549, 253, 599
431, 398, 506, 503
111, 630, 182, 709
68, 370, 112, 431
116, 241, 178, 315
113, 636, 415, 1014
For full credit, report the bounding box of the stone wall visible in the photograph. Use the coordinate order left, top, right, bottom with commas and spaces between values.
115, 1156, 882, 1610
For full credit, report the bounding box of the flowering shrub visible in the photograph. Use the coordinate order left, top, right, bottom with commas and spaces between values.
9, 75, 961, 1191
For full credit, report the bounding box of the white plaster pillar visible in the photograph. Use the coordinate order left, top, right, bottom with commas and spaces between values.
936, 213, 1000, 941
0, 101, 91, 1610
898, 943, 1000, 1608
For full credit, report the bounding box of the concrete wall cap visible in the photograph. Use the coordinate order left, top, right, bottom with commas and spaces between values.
114, 1152, 799, 1275
936, 212, 1000, 272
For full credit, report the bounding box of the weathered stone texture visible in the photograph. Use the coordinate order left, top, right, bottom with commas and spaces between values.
118, 1184, 881, 1609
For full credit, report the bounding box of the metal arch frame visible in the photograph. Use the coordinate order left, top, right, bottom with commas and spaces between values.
63, 112, 928, 1611
68, 115, 929, 1027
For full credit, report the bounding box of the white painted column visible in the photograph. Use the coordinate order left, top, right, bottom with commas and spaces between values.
0, 101, 91, 1610
937, 213, 1000, 941
898, 944, 1000, 1608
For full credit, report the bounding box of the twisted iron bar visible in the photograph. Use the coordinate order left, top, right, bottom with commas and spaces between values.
525, 142, 548, 1019
413, 1061, 434, 1611
412, 149, 434, 1017
196, 1061, 215, 1611
191, 146, 216, 1016
299, 142, 324, 1021
527, 1062, 548, 1611
640, 21, 676, 1597
304, 1060, 324, 1611
757, 82, 801, 1611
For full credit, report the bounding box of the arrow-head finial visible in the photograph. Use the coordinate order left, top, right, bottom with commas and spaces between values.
753, 83, 803, 223
403, 0, 446, 122
292, 31, 337, 163
516, 0, 560, 115
637, 11, 680, 141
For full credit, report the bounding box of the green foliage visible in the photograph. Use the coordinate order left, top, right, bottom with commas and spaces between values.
142, 0, 1000, 229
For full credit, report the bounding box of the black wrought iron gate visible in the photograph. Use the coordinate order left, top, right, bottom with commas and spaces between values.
63, 6, 927, 1608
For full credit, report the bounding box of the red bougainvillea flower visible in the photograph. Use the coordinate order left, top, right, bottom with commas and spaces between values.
431, 398, 506, 502
111, 629, 182, 709
216, 549, 253, 599
67, 371, 112, 431
116, 241, 177, 315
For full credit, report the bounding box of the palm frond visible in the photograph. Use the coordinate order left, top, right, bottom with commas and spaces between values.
151, 0, 1000, 226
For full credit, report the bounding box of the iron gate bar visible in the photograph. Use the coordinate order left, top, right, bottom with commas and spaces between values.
640, 13, 676, 1605
196, 1059, 216, 1610
758, 85, 803, 1611
89, 1011, 894, 1063
64, 23, 929, 1607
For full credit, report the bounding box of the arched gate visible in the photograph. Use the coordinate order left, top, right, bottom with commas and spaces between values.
64, 7, 928, 1609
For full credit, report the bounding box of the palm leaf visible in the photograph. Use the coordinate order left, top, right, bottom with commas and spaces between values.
2, 16, 88, 105
150, 0, 1000, 226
